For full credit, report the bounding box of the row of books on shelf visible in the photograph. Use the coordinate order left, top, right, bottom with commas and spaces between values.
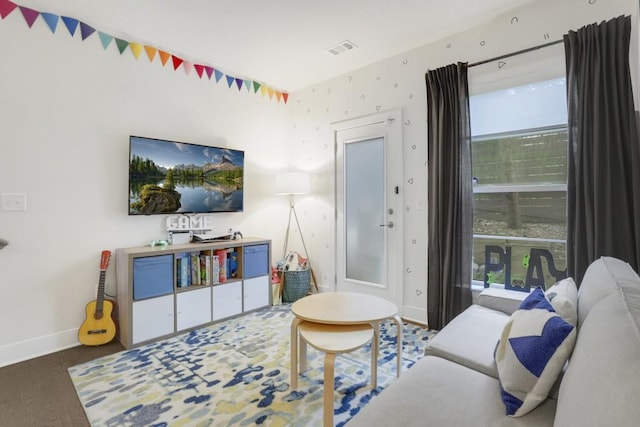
176, 249, 238, 288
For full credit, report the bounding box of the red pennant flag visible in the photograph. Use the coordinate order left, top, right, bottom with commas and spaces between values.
194, 64, 205, 78
204, 66, 214, 80
282, 93, 289, 104
19, 6, 39, 28
171, 55, 183, 70
0, 0, 18, 19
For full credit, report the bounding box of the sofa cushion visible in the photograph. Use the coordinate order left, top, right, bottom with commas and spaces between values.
545, 277, 578, 326
577, 256, 639, 326
555, 282, 640, 426
347, 356, 556, 427
495, 288, 577, 417
478, 287, 529, 315
424, 304, 509, 378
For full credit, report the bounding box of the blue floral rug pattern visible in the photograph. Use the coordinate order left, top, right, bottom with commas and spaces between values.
69, 305, 434, 426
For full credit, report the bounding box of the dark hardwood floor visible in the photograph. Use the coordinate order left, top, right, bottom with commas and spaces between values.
0, 342, 124, 426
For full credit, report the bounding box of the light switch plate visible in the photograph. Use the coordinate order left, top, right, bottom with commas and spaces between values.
1, 193, 27, 211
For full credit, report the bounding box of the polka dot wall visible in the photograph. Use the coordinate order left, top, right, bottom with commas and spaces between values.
288, 0, 636, 324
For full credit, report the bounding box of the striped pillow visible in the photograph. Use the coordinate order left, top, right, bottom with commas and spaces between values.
495, 287, 577, 417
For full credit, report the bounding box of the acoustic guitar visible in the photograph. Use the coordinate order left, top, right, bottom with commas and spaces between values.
78, 250, 117, 346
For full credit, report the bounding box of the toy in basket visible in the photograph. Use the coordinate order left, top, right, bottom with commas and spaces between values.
279, 251, 312, 303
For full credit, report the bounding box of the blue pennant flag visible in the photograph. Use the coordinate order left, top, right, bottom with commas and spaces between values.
40, 12, 59, 33
98, 32, 113, 49
61, 16, 79, 36
79, 22, 95, 40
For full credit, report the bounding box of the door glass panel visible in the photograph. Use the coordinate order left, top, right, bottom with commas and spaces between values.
344, 137, 385, 285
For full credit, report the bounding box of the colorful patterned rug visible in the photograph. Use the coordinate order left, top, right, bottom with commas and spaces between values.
69, 305, 434, 426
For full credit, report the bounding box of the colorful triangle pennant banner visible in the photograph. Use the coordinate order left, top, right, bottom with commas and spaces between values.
115, 38, 129, 54
1, 1, 288, 103
144, 45, 157, 62
19, 6, 38, 28
40, 12, 58, 33
129, 42, 143, 59
194, 64, 204, 78
171, 55, 183, 70
98, 32, 113, 49
158, 51, 171, 66
183, 61, 193, 75
79, 21, 95, 40
61, 16, 78, 36
0, 0, 18, 19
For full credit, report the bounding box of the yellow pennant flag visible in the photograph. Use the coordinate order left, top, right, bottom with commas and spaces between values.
144, 45, 157, 62
267, 88, 274, 99
129, 42, 143, 59
260, 85, 268, 97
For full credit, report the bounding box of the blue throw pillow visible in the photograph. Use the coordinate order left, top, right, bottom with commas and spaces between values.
495, 287, 577, 417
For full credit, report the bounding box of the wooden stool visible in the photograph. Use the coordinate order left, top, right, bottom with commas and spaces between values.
297, 321, 375, 427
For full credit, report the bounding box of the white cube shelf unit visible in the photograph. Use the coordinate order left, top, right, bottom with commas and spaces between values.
115, 237, 271, 349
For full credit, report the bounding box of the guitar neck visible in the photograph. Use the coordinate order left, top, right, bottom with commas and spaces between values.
96, 270, 107, 314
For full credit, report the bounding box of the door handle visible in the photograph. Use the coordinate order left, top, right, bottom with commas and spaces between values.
379, 222, 394, 228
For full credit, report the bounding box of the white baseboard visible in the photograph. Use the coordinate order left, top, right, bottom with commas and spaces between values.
402, 305, 427, 326
0, 328, 79, 368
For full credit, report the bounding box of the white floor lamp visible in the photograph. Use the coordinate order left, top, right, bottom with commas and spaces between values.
276, 171, 311, 261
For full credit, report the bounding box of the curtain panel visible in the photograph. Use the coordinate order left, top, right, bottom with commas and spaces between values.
564, 15, 640, 283
425, 62, 473, 330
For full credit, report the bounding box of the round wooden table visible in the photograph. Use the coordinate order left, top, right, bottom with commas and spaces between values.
298, 321, 375, 427
290, 292, 403, 390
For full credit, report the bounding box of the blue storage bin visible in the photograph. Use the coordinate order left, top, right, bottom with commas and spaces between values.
243, 244, 269, 278
133, 254, 174, 300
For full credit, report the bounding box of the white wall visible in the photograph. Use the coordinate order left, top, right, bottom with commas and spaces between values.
289, 0, 637, 324
0, 9, 291, 366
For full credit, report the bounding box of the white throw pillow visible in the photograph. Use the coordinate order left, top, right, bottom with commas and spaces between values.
495, 287, 577, 417
545, 277, 578, 326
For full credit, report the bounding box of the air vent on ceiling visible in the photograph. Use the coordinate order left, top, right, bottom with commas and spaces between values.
326, 40, 358, 56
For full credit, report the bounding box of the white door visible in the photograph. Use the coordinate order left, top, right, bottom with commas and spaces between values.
333, 110, 403, 309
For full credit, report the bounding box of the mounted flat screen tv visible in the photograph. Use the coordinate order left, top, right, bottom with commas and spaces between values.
128, 136, 244, 215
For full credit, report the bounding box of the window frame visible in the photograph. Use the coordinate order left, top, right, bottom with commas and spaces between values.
471, 124, 568, 290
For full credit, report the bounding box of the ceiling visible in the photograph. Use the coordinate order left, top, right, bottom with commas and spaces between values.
24, 0, 535, 91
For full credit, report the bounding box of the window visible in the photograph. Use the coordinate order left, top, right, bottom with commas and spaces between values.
470, 78, 568, 292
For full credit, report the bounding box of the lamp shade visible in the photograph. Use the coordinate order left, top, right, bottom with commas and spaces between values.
275, 172, 311, 195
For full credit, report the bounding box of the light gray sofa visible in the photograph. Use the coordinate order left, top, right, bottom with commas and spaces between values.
348, 256, 640, 426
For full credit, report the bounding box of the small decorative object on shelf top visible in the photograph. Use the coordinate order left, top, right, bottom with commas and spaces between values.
149, 240, 169, 248
166, 215, 214, 232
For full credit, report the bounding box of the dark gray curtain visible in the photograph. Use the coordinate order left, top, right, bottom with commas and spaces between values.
425, 62, 473, 330
564, 15, 640, 284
